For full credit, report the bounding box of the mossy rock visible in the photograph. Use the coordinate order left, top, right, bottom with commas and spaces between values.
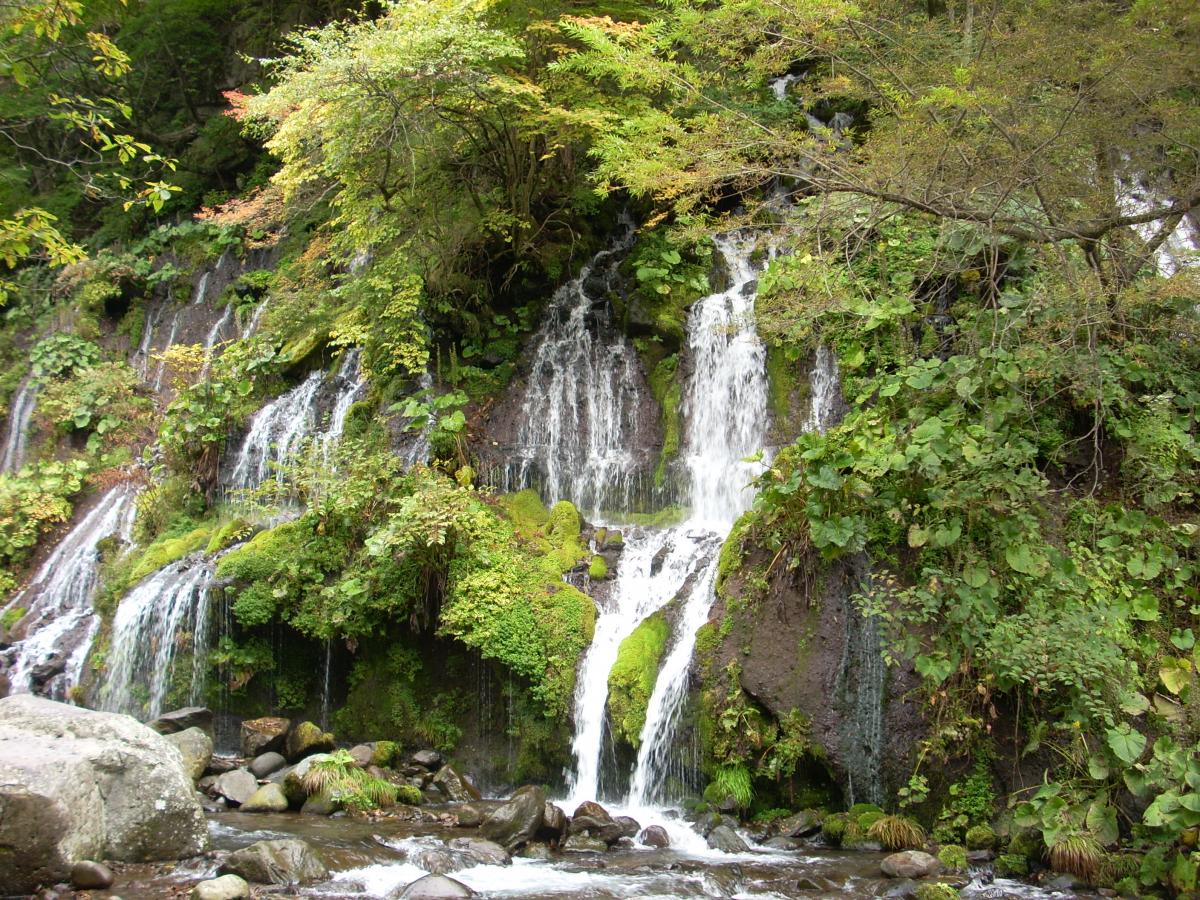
588, 555, 608, 579
848, 803, 883, 818
1006, 828, 1041, 859
857, 810, 885, 831
129, 525, 214, 582
965, 824, 997, 851
607, 612, 670, 748
370, 740, 400, 768
914, 885, 960, 900
822, 812, 849, 846
395, 784, 423, 806
206, 518, 250, 555
937, 844, 968, 873
994, 854, 1030, 877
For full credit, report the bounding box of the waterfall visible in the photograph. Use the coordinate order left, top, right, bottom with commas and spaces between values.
100, 554, 221, 718
505, 217, 649, 517
1, 484, 139, 700
321, 349, 366, 463
509, 227, 771, 807
1115, 165, 1199, 277
1, 378, 38, 474
806, 344, 842, 434
151, 310, 182, 392
199, 303, 235, 380
135, 305, 161, 378
224, 351, 367, 494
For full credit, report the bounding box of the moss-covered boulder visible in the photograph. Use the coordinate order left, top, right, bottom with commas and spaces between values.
607, 612, 670, 748
285, 722, 335, 762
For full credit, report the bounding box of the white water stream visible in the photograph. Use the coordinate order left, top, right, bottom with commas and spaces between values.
1, 377, 38, 473
1, 484, 139, 699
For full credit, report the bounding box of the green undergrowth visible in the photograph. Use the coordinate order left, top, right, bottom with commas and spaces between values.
607, 611, 669, 748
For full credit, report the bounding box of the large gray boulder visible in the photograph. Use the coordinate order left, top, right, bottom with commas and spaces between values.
432, 764, 482, 802
707, 825, 750, 853
481, 785, 545, 850
241, 782, 289, 813
213, 768, 258, 806
881, 850, 943, 879
249, 751, 287, 778
218, 838, 328, 884
165, 726, 213, 781
240, 716, 289, 757
0, 695, 208, 894
192, 874, 251, 900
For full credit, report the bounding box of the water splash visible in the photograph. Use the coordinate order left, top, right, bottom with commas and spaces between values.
1, 484, 139, 699
1, 378, 38, 474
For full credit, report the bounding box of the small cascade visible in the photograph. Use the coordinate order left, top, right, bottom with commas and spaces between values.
1, 484, 139, 700
1, 377, 38, 474
322, 349, 366, 463
135, 305, 161, 378
320, 638, 333, 730
1115, 170, 1199, 276
199, 303, 235, 379
806, 344, 842, 433
836, 567, 886, 807
770, 73, 800, 101
567, 527, 720, 804
224, 351, 366, 495
243, 300, 268, 338
504, 218, 650, 517
225, 371, 324, 493
151, 310, 183, 392
99, 554, 221, 719
398, 373, 435, 467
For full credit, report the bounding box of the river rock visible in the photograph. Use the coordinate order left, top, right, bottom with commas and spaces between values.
454, 803, 487, 827
0, 695, 208, 894
192, 874, 251, 900
241, 716, 289, 757
282, 753, 331, 806
70, 860, 114, 889
411, 749, 443, 769
219, 838, 328, 884
302, 791, 338, 816
166, 726, 213, 781
241, 782, 289, 813
539, 802, 568, 841
447, 837, 511, 866
432, 764, 482, 802
349, 743, 375, 767
249, 751, 286, 778
388, 873, 475, 899
881, 850, 943, 879
772, 809, 823, 838
614, 815, 641, 839
481, 785, 545, 850
572, 800, 612, 822
213, 768, 258, 806
762, 836, 803, 850
563, 834, 608, 852
707, 825, 750, 853
408, 846, 462, 875
640, 825, 670, 848
285, 721, 335, 762
150, 707, 213, 735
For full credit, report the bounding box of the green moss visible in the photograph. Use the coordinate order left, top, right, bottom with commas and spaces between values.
994, 854, 1030, 877
648, 354, 682, 486
848, 802, 883, 818
764, 343, 807, 425
206, 518, 250, 554
938, 844, 968, 873
621, 506, 687, 528
822, 812, 849, 845
370, 740, 400, 767
607, 611, 670, 748
396, 784, 423, 805
588, 555, 608, 579
857, 810, 885, 831
1, 606, 25, 632
913, 885, 959, 900
499, 489, 550, 531
716, 512, 753, 597
965, 823, 997, 850
128, 524, 214, 582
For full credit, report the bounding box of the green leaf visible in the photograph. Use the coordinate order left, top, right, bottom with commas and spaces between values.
1005, 542, 1047, 576
1131, 594, 1160, 622
1170, 628, 1195, 651
1107, 725, 1146, 764
1160, 659, 1192, 695
1086, 800, 1119, 845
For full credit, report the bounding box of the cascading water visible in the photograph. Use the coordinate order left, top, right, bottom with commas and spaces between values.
199, 302, 236, 379
99, 552, 224, 719
806, 344, 842, 434
224, 370, 325, 493
1115, 169, 1199, 277
322, 349, 366, 464
502, 217, 652, 517
1, 377, 38, 474
1, 484, 139, 700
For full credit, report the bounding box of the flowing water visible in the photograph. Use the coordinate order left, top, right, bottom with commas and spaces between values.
1, 484, 139, 699
99, 555, 221, 718
1115, 166, 1200, 277
1, 377, 38, 473
223, 370, 327, 494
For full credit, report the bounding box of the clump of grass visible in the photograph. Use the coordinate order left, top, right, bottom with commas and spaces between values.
1046, 832, 1103, 884
868, 814, 927, 850
301, 749, 399, 811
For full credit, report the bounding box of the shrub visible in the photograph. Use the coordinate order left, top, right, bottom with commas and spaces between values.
301, 749, 398, 810
710, 763, 753, 810
1046, 833, 1103, 884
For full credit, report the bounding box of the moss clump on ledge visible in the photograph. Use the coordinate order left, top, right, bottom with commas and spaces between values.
648, 354, 682, 486
607, 611, 670, 748
588, 554, 608, 579
127, 523, 214, 582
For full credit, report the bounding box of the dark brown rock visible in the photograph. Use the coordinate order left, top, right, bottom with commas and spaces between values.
70, 861, 113, 889
240, 717, 289, 758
